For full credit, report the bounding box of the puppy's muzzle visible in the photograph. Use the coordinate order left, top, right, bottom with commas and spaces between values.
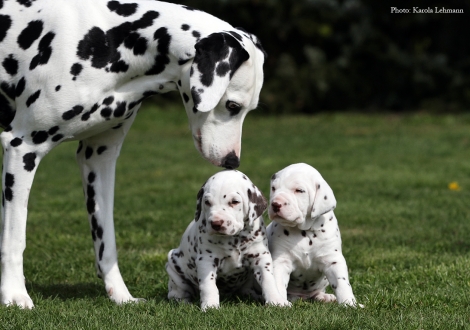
211, 220, 225, 232
271, 202, 282, 213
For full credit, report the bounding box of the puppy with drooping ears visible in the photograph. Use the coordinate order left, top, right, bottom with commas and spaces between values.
166, 170, 290, 310
267, 163, 361, 307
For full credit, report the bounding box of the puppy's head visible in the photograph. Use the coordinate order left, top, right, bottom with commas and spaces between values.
268, 163, 336, 230
194, 170, 267, 236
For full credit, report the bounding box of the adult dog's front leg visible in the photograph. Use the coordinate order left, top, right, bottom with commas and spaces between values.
76, 111, 142, 304
0, 130, 53, 308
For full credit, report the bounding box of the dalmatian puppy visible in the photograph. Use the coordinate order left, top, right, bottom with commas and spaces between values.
267, 163, 361, 307
166, 170, 290, 310
0, 0, 266, 308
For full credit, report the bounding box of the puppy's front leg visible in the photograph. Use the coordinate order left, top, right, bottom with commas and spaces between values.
270, 256, 295, 303
196, 260, 219, 311
254, 255, 291, 306
323, 256, 361, 307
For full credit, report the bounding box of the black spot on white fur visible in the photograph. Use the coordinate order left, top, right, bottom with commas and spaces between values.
31, 130, 48, 144
4, 172, 14, 201
17, 20, 43, 50
26, 90, 41, 107
97, 146, 107, 155
15, 77, 25, 97
145, 27, 171, 75
30, 31, 55, 70
70, 63, 83, 80
193, 32, 249, 88
76, 11, 159, 71
107, 1, 138, 17
10, 137, 22, 147
2, 55, 18, 76
99, 242, 105, 260
23, 152, 36, 171
17, 0, 37, 8
62, 105, 84, 120
0, 14, 12, 43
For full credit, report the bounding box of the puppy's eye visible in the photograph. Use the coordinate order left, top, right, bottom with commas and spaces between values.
231, 200, 240, 206
295, 189, 305, 193
271, 187, 276, 192
226, 101, 242, 113
205, 200, 211, 206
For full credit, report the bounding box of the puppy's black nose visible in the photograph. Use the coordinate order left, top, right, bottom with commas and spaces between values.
272, 202, 282, 213
211, 220, 224, 231
221, 151, 240, 169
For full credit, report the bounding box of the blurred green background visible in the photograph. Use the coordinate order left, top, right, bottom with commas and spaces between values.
161, 0, 470, 113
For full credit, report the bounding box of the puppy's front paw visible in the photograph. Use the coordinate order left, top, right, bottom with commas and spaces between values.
340, 299, 364, 308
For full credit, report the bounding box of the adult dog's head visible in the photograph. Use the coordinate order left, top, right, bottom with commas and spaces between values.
194, 170, 267, 236
179, 30, 266, 169
268, 163, 337, 231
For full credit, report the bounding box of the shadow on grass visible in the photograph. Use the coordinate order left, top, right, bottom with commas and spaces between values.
29, 282, 104, 301
29, 282, 171, 304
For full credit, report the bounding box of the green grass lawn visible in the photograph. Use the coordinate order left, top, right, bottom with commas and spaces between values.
1, 104, 470, 329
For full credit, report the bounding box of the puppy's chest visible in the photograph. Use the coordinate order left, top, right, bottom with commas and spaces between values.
278, 224, 342, 270
215, 250, 250, 289
208, 231, 264, 287
286, 230, 338, 291
208, 233, 260, 273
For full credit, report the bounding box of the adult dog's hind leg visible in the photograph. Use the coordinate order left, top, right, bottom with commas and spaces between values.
0, 130, 54, 308
76, 109, 142, 304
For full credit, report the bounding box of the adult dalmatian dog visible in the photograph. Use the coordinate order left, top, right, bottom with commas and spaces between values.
267, 163, 361, 307
0, 0, 266, 308
166, 170, 289, 310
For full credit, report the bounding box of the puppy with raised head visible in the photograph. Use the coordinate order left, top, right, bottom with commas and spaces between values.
166, 170, 290, 310
267, 163, 360, 306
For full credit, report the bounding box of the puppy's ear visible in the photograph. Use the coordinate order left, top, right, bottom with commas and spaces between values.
194, 183, 206, 222
246, 186, 267, 224
190, 32, 250, 112
310, 179, 337, 219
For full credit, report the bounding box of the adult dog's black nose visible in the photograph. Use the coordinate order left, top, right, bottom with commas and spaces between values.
221, 151, 240, 169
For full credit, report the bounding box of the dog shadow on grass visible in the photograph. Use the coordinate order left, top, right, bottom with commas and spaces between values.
28, 282, 105, 301
28, 282, 170, 304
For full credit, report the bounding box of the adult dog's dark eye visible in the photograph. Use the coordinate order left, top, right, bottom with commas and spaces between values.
205, 200, 211, 206
226, 101, 242, 115
231, 200, 240, 206
295, 189, 305, 193
271, 187, 276, 192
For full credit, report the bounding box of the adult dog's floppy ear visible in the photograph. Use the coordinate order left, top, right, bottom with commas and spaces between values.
190, 32, 250, 112
246, 186, 267, 225
310, 179, 337, 219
